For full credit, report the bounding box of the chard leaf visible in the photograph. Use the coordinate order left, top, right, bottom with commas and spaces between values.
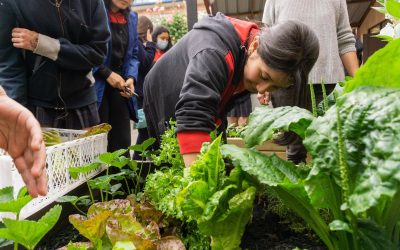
343, 39, 400, 93
358, 219, 395, 250
198, 187, 256, 250
221, 144, 303, 185
304, 87, 400, 215
201, 184, 237, 222
0, 205, 61, 249
244, 106, 314, 147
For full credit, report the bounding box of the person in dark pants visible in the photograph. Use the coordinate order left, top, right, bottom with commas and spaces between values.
0, 0, 110, 129
133, 16, 156, 160
143, 13, 319, 167
94, 0, 139, 152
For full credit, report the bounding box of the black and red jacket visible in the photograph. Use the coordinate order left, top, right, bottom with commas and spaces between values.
143, 13, 258, 154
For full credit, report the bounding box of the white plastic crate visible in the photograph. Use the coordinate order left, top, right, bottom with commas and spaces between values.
0, 128, 108, 219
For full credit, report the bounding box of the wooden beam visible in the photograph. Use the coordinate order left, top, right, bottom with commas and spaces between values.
186, 0, 198, 31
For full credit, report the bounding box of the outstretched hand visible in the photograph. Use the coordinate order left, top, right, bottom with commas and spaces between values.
0, 87, 47, 197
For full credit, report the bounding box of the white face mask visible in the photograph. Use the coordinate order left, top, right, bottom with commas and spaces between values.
156, 39, 168, 51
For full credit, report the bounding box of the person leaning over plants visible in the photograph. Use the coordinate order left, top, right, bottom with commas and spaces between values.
143, 13, 319, 167
0, 86, 47, 198
94, 0, 140, 152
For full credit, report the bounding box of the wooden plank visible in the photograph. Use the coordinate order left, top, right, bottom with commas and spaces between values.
227, 137, 286, 152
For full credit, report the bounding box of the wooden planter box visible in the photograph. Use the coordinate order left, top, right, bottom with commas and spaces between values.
227, 137, 287, 160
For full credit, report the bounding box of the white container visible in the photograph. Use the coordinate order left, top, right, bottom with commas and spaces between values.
0, 129, 108, 219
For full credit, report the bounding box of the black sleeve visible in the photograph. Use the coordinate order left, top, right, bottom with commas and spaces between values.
56, 0, 110, 70
138, 41, 156, 75
175, 49, 229, 133
94, 65, 112, 79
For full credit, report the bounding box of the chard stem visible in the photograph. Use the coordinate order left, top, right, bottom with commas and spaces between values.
309, 81, 317, 117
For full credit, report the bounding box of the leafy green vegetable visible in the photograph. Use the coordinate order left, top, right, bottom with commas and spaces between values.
343, 39, 400, 93
0, 186, 32, 215
244, 106, 314, 147
0, 205, 61, 250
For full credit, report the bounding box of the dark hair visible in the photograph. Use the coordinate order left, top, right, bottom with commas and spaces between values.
152, 25, 173, 51
258, 20, 319, 108
138, 16, 154, 35
103, 0, 130, 17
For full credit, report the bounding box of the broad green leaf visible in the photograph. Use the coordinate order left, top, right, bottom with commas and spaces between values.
127, 160, 137, 171
221, 144, 303, 185
373, 35, 394, 42
0, 187, 14, 203
17, 187, 29, 199
189, 136, 225, 192
358, 219, 395, 250
198, 187, 256, 250
343, 39, 400, 93
0, 205, 61, 249
69, 162, 101, 180
304, 87, 400, 215
110, 183, 122, 193
57, 195, 79, 203
129, 138, 156, 153
99, 149, 128, 165
386, 0, 400, 19
176, 181, 211, 220
0, 196, 32, 214
201, 185, 237, 222
244, 106, 314, 147
109, 156, 130, 169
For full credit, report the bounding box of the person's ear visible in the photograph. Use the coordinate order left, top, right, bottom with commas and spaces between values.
247, 36, 259, 55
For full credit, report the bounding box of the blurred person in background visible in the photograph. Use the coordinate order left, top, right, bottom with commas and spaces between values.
133, 15, 156, 159
0, 0, 110, 129
152, 26, 173, 63
94, 0, 139, 152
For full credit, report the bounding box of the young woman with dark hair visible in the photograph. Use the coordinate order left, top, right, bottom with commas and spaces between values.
143, 13, 319, 167
94, 0, 139, 152
151, 25, 173, 62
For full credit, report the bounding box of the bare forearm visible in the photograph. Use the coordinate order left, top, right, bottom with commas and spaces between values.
183, 153, 198, 168
341, 51, 359, 77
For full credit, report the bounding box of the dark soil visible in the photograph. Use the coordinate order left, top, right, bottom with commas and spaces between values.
36, 223, 86, 250
241, 200, 326, 250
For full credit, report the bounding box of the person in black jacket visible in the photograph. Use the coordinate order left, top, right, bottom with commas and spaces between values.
143, 13, 320, 167
0, 0, 110, 129
133, 16, 156, 160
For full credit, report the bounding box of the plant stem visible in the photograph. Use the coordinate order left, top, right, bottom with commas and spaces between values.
124, 177, 131, 195
335, 95, 359, 250
73, 204, 86, 215
87, 182, 94, 203
309, 81, 317, 117
105, 166, 109, 201
321, 79, 328, 112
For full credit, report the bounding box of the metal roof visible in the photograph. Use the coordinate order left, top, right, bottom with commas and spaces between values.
209, 0, 375, 27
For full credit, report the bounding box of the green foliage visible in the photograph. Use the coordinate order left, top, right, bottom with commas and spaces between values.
42, 129, 62, 146
160, 13, 188, 44
343, 34, 400, 93
0, 205, 62, 250
226, 124, 247, 138
151, 120, 184, 168
244, 106, 315, 147
0, 187, 31, 215
222, 86, 400, 250
145, 136, 256, 250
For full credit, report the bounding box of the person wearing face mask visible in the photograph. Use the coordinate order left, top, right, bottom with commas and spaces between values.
143, 13, 320, 168
152, 26, 173, 63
